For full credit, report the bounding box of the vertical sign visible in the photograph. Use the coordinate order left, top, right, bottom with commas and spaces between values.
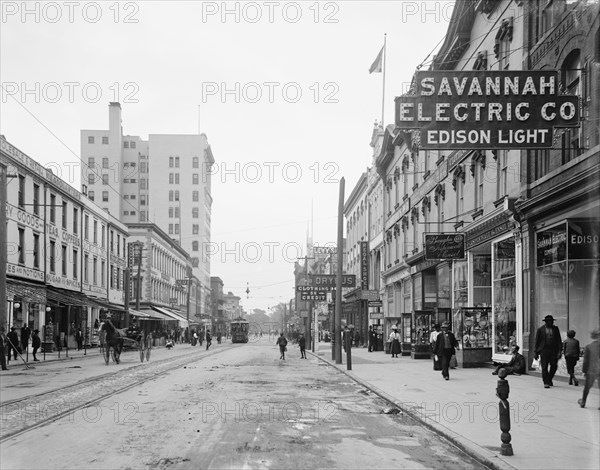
360, 241, 369, 290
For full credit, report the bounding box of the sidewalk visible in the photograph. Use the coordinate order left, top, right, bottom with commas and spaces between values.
311, 343, 599, 470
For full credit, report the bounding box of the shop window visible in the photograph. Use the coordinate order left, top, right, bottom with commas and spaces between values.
493, 237, 516, 355
473, 252, 492, 307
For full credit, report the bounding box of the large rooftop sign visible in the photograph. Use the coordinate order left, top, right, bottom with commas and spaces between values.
395, 71, 579, 149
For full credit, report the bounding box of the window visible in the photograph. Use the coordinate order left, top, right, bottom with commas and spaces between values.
124, 141, 129, 148
175, 224, 180, 235
50, 194, 56, 223
140, 195, 146, 205
101, 261, 105, 286
193, 190, 199, 202
18, 175, 25, 208
88, 190, 95, 201
88, 157, 95, 167
102, 191, 109, 202
475, 162, 484, 209
93, 257, 98, 284
193, 174, 199, 184
494, 17, 513, 70
110, 266, 114, 288
102, 174, 109, 185
73, 208, 78, 234
33, 233, 40, 268
33, 184, 40, 216
49, 240, 56, 272
62, 245, 67, 275
130, 141, 136, 149
140, 178, 147, 189
18, 228, 25, 264
193, 224, 199, 235
175, 174, 180, 184
140, 211, 147, 221
175, 157, 180, 168
192, 207, 199, 218
175, 207, 180, 218
123, 211, 129, 216
89, 174, 96, 184
496, 150, 508, 198
110, 230, 114, 253
93, 220, 98, 243
101, 225, 105, 247
169, 207, 174, 218
130, 163, 136, 168
62, 201, 68, 229
169, 173, 174, 184
102, 157, 109, 169
140, 162, 146, 173
116, 267, 120, 290
174, 191, 179, 201
88, 136, 95, 144
169, 157, 174, 168
169, 224, 173, 234
169, 190, 173, 201
124, 195, 129, 199
102, 136, 108, 144
130, 211, 136, 216
130, 195, 136, 200
84, 254, 89, 282
84, 215, 89, 240
193, 156, 199, 168
192, 241, 199, 251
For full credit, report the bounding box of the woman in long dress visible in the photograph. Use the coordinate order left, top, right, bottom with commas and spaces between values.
389, 325, 401, 358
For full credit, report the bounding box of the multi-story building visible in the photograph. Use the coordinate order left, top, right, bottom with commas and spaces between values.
125, 222, 194, 332
517, 0, 600, 369
80, 102, 214, 316
1, 136, 128, 349
210, 276, 225, 335
222, 291, 241, 323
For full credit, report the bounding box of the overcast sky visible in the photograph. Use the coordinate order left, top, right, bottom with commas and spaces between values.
1, 1, 452, 312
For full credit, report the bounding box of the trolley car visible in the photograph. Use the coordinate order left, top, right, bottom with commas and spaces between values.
230, 319, 249, 343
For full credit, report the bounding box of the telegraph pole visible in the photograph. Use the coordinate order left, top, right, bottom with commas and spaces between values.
0, 164, 7, 331
335, 177, 345, 364
298, 255, 315, 351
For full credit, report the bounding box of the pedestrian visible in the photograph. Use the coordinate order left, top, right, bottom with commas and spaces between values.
206, 331, 212, 350
0, 326, 8, 370
434, 322, 459, 381
563, 330, 580, 386
492, 345, 526, 376
192, 331, 198, 346
578, 328, 600, 409
76, 328, 83, 350
430, 323, 441, 370
367, 326, 374, 352
7, 327, 20, 361
298, 333, 306, 359
534, 314, 562, 388
276, 332, 288, 360
21, 325, 31, 354
217, 332, 222, 344
354, 329, 360, 348
389, 325, 401, 358
31, 329, 41, 361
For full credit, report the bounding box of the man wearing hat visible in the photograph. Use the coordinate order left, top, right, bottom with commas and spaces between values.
31, 329, 41, 362
7, 326, 20, 361
578, 328, 600, 408
534, 315, 563, 388
434, 322, 459, 380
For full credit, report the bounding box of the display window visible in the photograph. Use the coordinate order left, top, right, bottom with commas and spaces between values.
492, 236, 517, 355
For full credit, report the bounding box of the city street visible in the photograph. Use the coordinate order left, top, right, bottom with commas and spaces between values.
1, 338, 486, 470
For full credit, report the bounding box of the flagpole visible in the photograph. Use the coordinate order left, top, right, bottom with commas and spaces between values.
381, 33, 387, 126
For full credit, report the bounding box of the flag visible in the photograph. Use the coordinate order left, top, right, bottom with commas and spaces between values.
369, 46, 383, 74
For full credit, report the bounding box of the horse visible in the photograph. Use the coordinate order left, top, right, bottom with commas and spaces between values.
100, 319, 125, 365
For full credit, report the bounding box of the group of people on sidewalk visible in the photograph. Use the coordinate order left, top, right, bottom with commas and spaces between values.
276, 332, 306, 360
0, 326, 43, 370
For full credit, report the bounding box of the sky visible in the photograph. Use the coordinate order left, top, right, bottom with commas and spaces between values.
1, 0, 453, 313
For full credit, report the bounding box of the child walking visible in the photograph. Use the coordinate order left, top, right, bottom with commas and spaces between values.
563, 330, 580, 386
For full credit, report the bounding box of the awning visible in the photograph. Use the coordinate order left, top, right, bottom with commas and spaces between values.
6, 279, 47, 304
151, 306, 189, 328
140, 308, 176, 323
129, 309, 156, 319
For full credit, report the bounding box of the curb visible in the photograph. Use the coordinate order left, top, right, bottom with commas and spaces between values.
310, 350, 518, 470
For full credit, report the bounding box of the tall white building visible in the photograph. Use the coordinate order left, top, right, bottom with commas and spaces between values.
81, 103, 214, 316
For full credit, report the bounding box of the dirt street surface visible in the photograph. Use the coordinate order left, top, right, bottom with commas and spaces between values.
1, 339, 488, 470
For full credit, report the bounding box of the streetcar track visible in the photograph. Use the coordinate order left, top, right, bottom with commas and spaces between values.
0, 346, 234, 443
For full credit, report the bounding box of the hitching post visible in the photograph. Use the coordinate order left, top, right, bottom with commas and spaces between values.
496, 368, 514, 456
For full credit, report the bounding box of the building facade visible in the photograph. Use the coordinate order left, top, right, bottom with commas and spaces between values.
80, 102, 214, 317
1, 136, 128, 350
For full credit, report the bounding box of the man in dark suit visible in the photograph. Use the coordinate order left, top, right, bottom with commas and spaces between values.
434, 322, 459, 380
534, 315, 562, 388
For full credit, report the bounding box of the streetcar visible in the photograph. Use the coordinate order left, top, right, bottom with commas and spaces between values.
230, 319, 249, 343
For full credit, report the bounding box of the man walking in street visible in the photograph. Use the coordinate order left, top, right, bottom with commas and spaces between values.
31, 329, 41, 362
434, 322, 458, 380
578, 328, 600, 408
276, 332, 288, 360
534, 315, 563, 388
206, 331, 212, 350
298, 333, 306, 359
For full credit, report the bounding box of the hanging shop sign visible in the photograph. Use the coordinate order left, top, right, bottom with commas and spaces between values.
396, 71, 579, 149
536, 224, 567, 267
568, 220, 600, 260
301, 292, 327, 301
424, 233, 466, 260
309, 274, 356, 288
360, 241, 369, 290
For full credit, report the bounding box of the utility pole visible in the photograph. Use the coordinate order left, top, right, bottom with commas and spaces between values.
298, 255, 315, 351
0, 164, 7, 331
335, 177, 345, 364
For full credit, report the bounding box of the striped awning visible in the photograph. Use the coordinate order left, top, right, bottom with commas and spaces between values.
150, 306, 189, 328
6, 280, 47, 304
